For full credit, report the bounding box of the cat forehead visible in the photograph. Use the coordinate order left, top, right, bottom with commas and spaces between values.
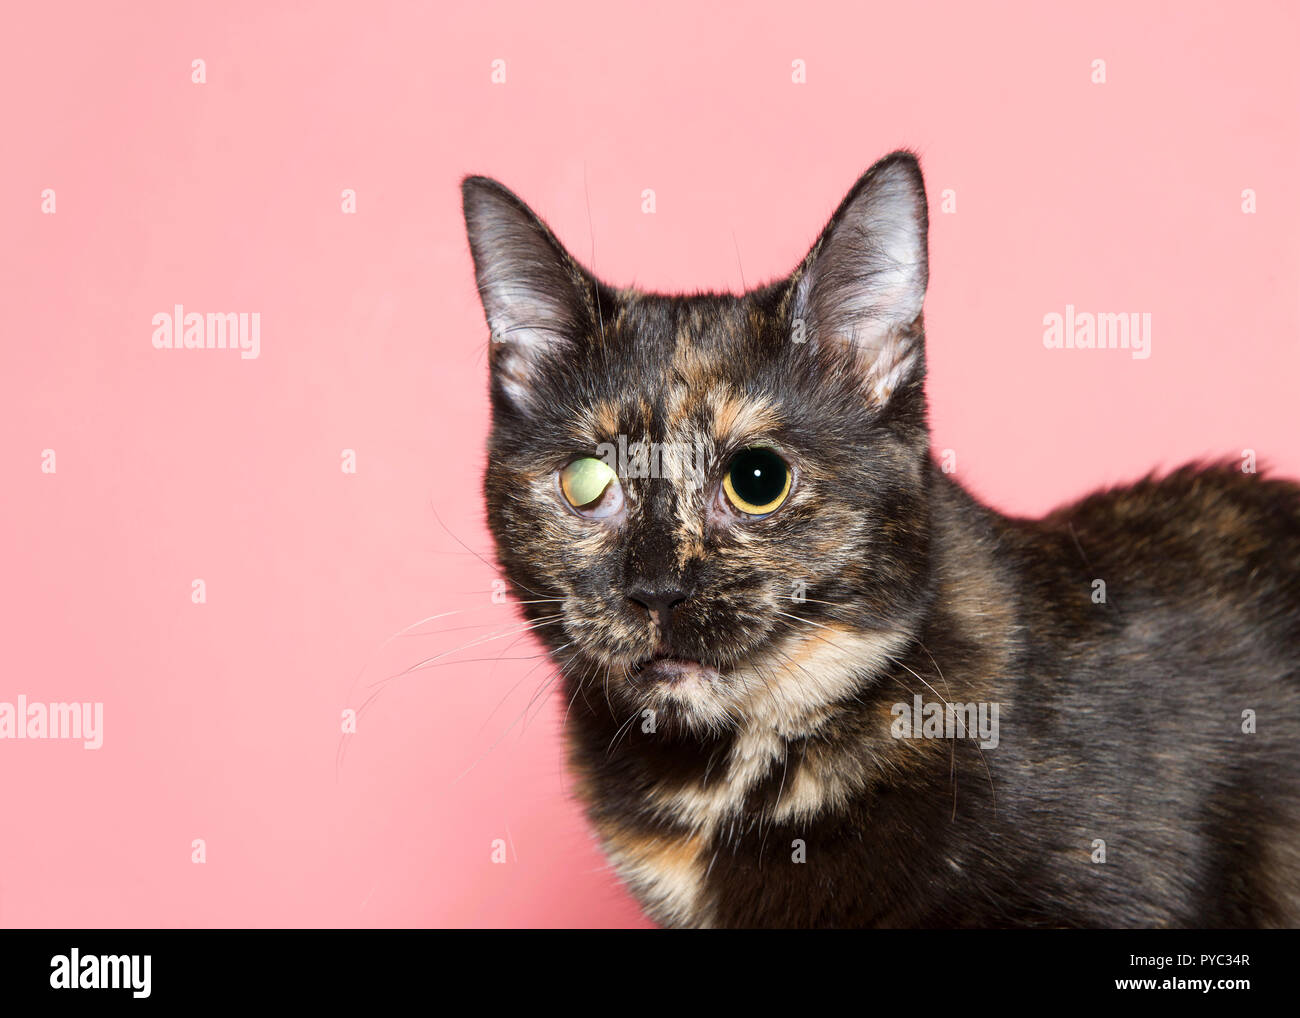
561, 293, 784, 443
571, 383, 783, 447
612, 291, 770, 356
569, 337, 781, 447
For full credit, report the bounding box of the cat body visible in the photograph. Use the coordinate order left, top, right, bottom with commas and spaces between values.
462, 153, 1300, 927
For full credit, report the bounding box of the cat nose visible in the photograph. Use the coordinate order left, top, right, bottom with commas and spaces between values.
627, 583, 690, 620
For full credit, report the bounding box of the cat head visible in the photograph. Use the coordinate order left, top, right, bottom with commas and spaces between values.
463, 152, 934, 735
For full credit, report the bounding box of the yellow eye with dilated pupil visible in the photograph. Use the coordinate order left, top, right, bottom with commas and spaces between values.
561, 457, 617, 508
722, 447, 791, 516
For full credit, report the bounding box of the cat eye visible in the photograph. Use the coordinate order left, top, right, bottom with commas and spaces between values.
559, 456, 623, 517
721, 447, 791, 517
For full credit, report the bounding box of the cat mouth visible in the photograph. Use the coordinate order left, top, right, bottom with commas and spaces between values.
632, 651, 720, 687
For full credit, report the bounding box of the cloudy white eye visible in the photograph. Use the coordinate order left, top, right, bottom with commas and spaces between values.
721, 447, 792, 516
559, 457, 623, 517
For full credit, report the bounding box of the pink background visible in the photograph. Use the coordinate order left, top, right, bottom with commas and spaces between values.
1, 1, 1296, 927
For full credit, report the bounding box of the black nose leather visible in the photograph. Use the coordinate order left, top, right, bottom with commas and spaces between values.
627, 584, 689, 619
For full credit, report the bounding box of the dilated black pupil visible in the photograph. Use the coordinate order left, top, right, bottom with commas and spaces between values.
729, 449, 786, 506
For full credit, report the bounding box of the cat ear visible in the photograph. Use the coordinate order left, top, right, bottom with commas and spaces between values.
461, 176, 592, 411
790, 151, 929, 403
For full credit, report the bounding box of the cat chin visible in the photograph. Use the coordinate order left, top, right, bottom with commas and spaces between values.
630, 665, 749, 734
632, 656, 720, 688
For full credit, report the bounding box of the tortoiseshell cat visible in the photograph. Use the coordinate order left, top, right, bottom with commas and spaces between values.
461, 152, 1300, 928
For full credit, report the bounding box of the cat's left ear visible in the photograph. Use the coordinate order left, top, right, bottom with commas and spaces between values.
790, 151, 929, 404
462, 176, 593, 413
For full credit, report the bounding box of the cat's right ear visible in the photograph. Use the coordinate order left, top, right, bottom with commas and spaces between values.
461, 177, 591, 412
